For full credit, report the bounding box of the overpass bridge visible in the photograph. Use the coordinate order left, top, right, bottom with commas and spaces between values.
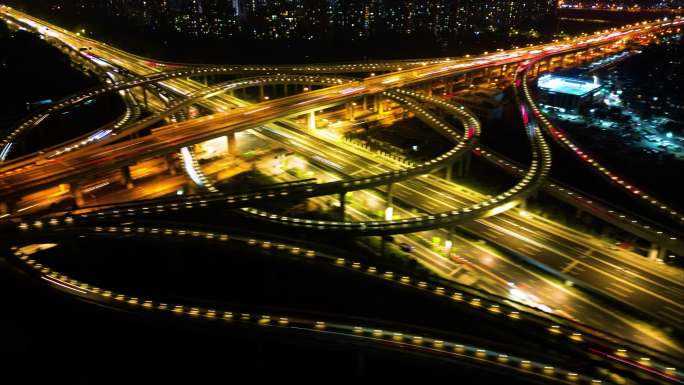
2, 5, 684, 353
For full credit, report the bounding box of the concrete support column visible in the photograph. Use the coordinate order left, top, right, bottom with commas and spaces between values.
456, 158, 465, 177
70, 182, 85, 207
386, 183, 394, 208
339, 191, 346, 221
648, 243, 659, 260
161, 93, 170, 108
283, 83, 288, 97
659, 246, 668, 261
0, 200, 16, 216
120, 166, 134, 189
445, 227, 456, 255
165, 154, 178, 175
227, 132, 238, 155
346, 102, 355, 121
362, 95, 367, 111
518, 199, 527, 211
648, 243, 668, 261
463, 153, 471, 176
142, 87, 148, 109
258, 85, 265, 101
445, 163, 453, 181
308, 111, 316, 130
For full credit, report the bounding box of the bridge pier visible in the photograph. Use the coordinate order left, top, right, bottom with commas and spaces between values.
454, 153, 471, 177
346, 102, 355, 121
466, 73, 475, 88
165, 154, 178, 175
445, 228, 456, 254
380, 235, 388, 257
339, 191, 346, 221
0, 200, 17, 216
259, 85, 265, 100
386, 183, 394, 209
307, 111, 317, 130
648, 243, 668, 261
227, 132, 238, 155
120, 166, 134, 189
283, 83, 288, 97
373, 94, 387, 114
445, 163, 453, 181
141, 87, 149, 109
70, 182, 85, 207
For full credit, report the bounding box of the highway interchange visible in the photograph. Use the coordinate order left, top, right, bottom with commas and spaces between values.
1, 4, 684, 382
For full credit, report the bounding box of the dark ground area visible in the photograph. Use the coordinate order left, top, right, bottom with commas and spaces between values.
0, 232, 591, 382
0, 23, 124, 158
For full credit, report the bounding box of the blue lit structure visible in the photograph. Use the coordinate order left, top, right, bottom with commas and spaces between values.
537, 74, 602, 113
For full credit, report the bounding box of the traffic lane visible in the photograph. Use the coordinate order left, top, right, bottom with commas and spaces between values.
381, 175, 684, 331
494, 215, 684, 299
0, 90, 357, 194
389, 172, 684, 308
464, 219, 684, 329
258, 117, 684, 322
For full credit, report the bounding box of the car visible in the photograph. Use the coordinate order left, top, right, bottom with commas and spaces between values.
399, 242, 415, 252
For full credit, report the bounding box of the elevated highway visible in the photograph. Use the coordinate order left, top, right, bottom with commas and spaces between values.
2, 5, 684, 375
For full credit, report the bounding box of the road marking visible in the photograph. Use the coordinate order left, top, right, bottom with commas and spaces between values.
608, 282, 635, 294
657, 310, 683, 326
452, 229, 684, 354
662, 306, 684, 318
561, 260, 579, 273
605, 286, 630, 299
519, 243, 542, 253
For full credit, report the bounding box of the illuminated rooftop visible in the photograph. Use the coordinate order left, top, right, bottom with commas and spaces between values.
537, 75, 601, 97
